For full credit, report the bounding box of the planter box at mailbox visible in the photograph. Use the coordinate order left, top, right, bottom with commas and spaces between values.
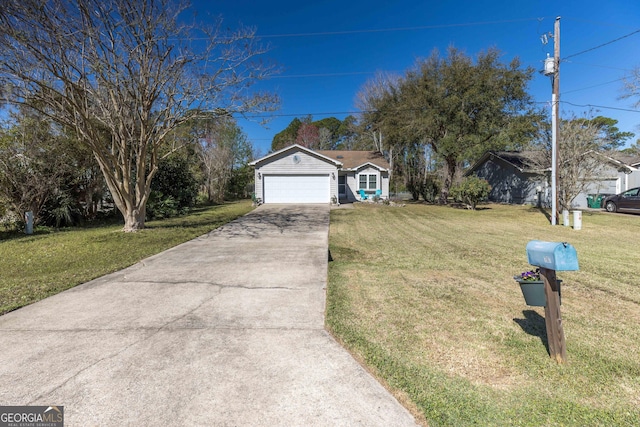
516, 279, 562, 307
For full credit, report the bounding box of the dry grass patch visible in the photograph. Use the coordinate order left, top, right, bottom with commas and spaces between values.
327, 203, 640, 426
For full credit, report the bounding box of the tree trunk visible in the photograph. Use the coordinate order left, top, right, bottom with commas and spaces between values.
439, 156, 457, 204
123, 208, 145, 232
95, 155, 151, 232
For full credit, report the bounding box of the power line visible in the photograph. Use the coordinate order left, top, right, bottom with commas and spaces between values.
561, 100, 640, 113
563, 17, 639, 30
181, 17, 542, 42
257, 18, 540, 38
271, 71, 376, 79
235, 100, 640, 121
562, 60, 633, 73
564, 28, 640, 60
562, 77, 626, 95
239, 110, 362, 119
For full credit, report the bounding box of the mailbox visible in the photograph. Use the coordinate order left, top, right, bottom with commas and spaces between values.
526, 240, 579, 271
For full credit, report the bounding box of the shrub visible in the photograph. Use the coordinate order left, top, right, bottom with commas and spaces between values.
41, 191, 82, 227
450, 177, 491, 210
419, 174, 441, 203
147, 193, 180, 219
147, 156, 199, 220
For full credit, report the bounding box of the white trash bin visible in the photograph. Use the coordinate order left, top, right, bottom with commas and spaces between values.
572, 210, 582, 230
562, 209, 570, 227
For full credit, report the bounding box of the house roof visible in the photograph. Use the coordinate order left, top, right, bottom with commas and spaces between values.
249, 144, 343, 167
465, 151, 546, 176
315, 150, 390, 171
608, 153, 640, 168
588, 151, 639, 173
466, 149, 640, 177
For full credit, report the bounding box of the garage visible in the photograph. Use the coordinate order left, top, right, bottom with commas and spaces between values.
263, 174, 330, 203
250, 145, 341, 204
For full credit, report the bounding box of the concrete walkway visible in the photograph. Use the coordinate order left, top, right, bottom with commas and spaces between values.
0, 205, 418, 426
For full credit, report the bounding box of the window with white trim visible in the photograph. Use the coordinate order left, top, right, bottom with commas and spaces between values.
368, 174, 377, 190
359, 173, 378, 190
359, 174, 367, 189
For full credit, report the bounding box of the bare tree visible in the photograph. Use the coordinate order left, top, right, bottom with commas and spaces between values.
318, 127, 332, 150
0, 0, 278, 231
196, 117, 248, 204
621, 66, 640, 109
355, 71, 401, 153
295, 122, 320, 148
529, 117, 604, 211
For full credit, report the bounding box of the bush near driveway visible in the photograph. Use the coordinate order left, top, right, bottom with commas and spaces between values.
327, 203, 640, 426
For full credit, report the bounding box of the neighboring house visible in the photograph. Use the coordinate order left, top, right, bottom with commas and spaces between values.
574, 152, 640, 207
465, 150, 640, 208
249, 144, 390, 204
464, 151, 549, 206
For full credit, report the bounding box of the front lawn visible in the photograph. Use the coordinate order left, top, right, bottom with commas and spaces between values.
0, 201, 253, 315
327, 203, 640, 426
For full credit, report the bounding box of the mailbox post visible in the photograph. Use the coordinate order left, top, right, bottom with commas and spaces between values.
525, 241, 579, 364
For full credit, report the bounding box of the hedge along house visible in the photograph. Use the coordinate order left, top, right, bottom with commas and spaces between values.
250, 144, 390, 204
466, 150, 640, 208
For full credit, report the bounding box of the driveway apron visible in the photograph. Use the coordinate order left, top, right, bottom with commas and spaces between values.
0, 204, 417, 426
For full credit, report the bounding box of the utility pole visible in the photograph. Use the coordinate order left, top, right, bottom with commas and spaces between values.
551, 16, 561, 225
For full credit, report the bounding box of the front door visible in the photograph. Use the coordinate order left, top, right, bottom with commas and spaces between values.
338, 175, 346, 198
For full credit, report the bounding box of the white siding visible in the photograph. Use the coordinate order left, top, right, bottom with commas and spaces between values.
381, 172, 390, 197
573, 164, 633, 208
626, 170, 640, 189
346, 174, 358, 202
253, 149, 338, 203
353, 166, 389, 200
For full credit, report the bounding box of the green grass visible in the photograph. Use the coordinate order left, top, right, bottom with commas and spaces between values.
327, 203, 640, 426
0, 201, 253, 315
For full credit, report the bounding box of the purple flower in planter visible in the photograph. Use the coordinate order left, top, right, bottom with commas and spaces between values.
514, 268, 541, 281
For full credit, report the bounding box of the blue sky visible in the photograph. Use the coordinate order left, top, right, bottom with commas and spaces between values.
194, 0, 640, 155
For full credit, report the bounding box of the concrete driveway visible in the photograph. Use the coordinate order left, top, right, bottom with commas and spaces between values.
0, 205, 418, 426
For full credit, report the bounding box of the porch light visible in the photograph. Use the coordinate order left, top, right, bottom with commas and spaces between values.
258, 172, 261, 180
332, 172, 335, 179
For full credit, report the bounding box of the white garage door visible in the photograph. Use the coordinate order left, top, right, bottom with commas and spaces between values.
263, 175, 330, 203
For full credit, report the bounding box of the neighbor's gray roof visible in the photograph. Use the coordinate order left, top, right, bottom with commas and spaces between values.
608, 153, 640, 167
489, 151, 543, 169
465, 151, 547, 176
315, 150, 390, 170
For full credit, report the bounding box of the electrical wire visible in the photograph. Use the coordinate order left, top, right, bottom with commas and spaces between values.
257, 18, 541, 38
271, 71, 377, 79
564, 28, 640, 60
562, 77, 626, 95
562, 60, 633, 72
560, 100, 640, 113
234, 99, 640, 121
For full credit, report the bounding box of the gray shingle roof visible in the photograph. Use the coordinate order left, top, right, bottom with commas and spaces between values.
315, 150, 390, 170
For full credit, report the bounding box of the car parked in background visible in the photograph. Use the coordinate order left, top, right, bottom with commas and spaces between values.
603, 187, 640, 213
